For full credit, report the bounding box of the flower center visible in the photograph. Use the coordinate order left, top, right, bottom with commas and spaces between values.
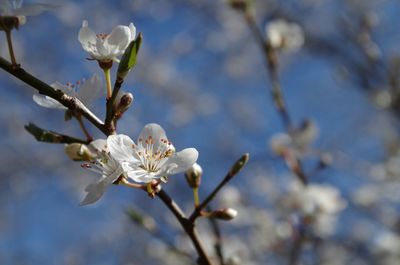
96, 33, 108, 40
134, 136, 174, 173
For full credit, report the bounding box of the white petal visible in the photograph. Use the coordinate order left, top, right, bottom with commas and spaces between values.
138, 123, 168, 148
126, 167, 155, 183
78, 20, 97, 54
33, 94, 66, 109
0, 0, 11, 15
129, 23, 136, 41
162, 148, 199, 175
77, 74, 103, 105
107, 134, 137, 162
80, 169, 122, 205
13, 3, 57, 16
106, 25, 132, 52
9, 0, 23, 9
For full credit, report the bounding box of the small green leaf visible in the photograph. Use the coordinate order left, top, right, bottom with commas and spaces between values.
117, 33, 143, 79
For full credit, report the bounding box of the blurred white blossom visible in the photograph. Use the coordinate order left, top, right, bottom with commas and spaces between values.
266, 19, 305, 52
33, 74, 103, 110
269, 119, 318, 157
285, 180, 346, 236
0, 0, 55, 25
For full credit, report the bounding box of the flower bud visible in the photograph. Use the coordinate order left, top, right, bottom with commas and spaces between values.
117, 33, 142, 80
229, 153, 249, 177
210, 208, 238, 221
126, 208, 157, 232
64, 143, 94, 161
115, 92, 134, 116
185, 163, 203, 188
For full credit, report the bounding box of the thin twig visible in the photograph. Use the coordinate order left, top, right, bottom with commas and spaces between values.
288, 228, 306, 265
189, 170, 237, 223
5, 30, 17, 66
208, 212, 225, 265
75, 115, 93, 141
245, 14, 293, 131
104, 77, 124, 135
240, 12, 308, 185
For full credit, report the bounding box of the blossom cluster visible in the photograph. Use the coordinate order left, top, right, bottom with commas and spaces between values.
81, 123, 198, 205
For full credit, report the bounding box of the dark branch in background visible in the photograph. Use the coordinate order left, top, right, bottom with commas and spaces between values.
0, 56, 107, 135
234, 8, 308, 185
207, 211, 225, 265
245, 13, 293, 131
288, 228, 306, 265
125, 207, 193, 260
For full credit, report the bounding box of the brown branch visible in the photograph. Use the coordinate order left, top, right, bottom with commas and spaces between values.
245, 14, 293, 131
156, 189, 213, 265
239, 12, 308, 185
104, 77, 124, 135
0, 56, 107, 135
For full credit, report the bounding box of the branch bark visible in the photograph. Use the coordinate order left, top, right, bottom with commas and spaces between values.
0, 56, 107, 135
157, 189, 213, 265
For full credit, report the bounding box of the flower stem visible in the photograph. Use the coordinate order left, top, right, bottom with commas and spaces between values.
103, 68, 112, 99
193, 187, 200, 207
119, 178, 143, 189
5, 30, 17, 66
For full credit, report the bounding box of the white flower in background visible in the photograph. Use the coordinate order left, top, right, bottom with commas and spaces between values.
266, 19, 304, 51
285, 180, 346, 236
0, 0, 56, 24
33, 74, 103, 110
80, 139, 125, 205
288, 181, 346, 215
107, 123, 199, 183
78, 20, 136, 62
269, 119, 318, 157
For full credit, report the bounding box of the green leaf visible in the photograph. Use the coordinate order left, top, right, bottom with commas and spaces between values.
117, 33, 143, 79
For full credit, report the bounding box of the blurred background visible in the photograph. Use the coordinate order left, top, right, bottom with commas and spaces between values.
1, 0, 400, 264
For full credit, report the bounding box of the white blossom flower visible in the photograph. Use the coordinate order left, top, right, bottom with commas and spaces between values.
33, 74, 103, 110
80, 139, 125, 205
0, 0, 55, 25
287, 181, 346, 215
284, 180, 346, 236
268, 119, 318, 157
78, 20, 136, 62
107, 123, 199, 183
266, 19, 304, 52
